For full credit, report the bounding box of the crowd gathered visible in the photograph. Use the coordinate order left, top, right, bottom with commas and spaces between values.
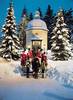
21, 49, 48, 79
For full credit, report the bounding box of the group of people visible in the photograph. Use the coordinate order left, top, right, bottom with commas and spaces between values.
21, 49, 47, 79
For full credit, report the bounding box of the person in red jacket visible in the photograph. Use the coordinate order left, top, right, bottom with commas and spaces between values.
41, 52, 47, 64
27, 48, 33, 59
21, 51, 27, 67
36, 49, 42, 58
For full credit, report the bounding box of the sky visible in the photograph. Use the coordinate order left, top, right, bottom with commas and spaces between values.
0, 0, 73, 31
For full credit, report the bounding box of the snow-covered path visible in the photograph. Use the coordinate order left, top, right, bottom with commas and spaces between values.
0, 77, 73, 100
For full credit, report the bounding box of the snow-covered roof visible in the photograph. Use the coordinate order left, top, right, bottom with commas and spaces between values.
26, 19, 48, 31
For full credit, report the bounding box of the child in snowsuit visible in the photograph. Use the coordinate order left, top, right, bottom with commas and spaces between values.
41, 60, 46, 78
41, 52, 47, 78
26, 57, 30, 78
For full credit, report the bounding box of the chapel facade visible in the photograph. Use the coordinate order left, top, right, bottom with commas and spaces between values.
25, 11, 48, 51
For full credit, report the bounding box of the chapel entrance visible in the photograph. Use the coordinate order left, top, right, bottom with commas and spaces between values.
32, 40, 42, 51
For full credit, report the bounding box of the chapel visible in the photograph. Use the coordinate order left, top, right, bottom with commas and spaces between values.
25, 11, 48, 50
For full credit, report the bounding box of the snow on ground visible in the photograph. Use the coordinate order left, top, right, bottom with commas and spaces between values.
47, 58, 73, 76
0, 50, 73, 86
47, 59, 73, 87
47, 50, 73, 74
0, 57, 21, 78
0, 77, 73, 100
0, 51, 73, 100
47, 50, 73, 87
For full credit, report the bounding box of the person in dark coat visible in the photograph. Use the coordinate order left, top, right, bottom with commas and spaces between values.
32, 56, 40, 79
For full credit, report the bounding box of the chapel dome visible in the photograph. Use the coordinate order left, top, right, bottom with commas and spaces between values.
26, 11, 48, 31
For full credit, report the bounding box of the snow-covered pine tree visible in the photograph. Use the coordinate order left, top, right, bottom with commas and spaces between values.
0, 0, 20, 61
29, 12, 33, 21
61, 9, 73, 55
18, 7, 29, 49
43, 5, 54, 49
37, 7, 43, 19
51, 9, 72, 60
63, 8, 73, 42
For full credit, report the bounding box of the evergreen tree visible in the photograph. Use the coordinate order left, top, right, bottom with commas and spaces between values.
0, 0, 20, 60
0, 36, 3, 45
63, 8, 73, 42
21, 7, 27, 17
38, 8, 43, 19
29, 12, 33, 21
44, 5, 54, 49
51, 10, 72, 60
18, 7, 29, 49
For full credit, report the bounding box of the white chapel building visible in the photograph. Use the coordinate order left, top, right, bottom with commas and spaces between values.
26, 11, 48, 50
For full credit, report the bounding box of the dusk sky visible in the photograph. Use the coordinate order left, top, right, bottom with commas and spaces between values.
0, 0, 73, 30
